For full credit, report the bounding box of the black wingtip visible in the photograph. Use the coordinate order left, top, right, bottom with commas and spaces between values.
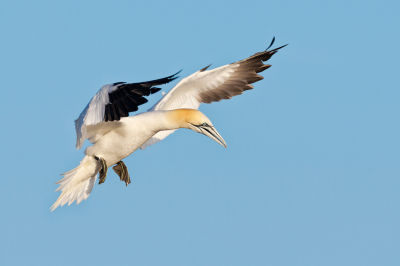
150, 87, 162, 94
266, 37, 275, 51
265, 36, 288, 53
200, 64, 212, 72
171, 69, 182, 77
169, 69, 182, 81
270, 44, 289, 52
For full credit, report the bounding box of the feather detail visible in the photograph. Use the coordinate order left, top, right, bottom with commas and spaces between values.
51, 156, 100, 211
140, 43, 286, 149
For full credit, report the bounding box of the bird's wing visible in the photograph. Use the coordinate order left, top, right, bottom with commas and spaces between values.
140, 43, 287, 150
74, 71, 180, 149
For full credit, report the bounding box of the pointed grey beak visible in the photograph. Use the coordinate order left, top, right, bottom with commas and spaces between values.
200, 126, 227, 148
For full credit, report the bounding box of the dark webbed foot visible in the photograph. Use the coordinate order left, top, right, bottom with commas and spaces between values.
95, 156, 108, 184
113, 161, 131, 186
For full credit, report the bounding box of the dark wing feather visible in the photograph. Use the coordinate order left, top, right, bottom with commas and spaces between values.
104, 71, 180, 121
196, 44, 288, 104
140, 40, 287, 150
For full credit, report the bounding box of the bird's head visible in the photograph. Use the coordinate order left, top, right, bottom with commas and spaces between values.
169, 109, 227, 148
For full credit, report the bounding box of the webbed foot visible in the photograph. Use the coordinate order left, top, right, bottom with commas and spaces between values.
95, 156, 108, 184
113, 161, 131, 186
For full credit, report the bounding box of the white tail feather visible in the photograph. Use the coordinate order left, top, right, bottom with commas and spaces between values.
51, 156, 100, 211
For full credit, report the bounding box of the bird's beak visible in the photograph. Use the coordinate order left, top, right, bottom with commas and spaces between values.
200, 126, 227, 148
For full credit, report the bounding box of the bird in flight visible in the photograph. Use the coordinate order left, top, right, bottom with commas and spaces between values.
51, 38, 286, 211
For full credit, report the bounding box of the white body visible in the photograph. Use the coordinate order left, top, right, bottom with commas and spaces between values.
85, 111, 174, 165
51, 110, 186, 211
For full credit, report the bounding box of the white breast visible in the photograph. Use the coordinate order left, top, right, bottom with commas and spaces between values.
84, 113, 159, 165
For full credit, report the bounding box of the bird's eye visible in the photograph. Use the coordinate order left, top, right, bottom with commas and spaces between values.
202, 122, 208, 126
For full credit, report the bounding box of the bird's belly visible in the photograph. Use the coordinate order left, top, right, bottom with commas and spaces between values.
85, 127, 154, 166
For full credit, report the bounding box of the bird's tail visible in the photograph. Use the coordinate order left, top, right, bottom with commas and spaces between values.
51, 155, 100, 211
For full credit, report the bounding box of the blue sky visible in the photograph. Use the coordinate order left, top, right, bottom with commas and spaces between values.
1, 0, 399, 265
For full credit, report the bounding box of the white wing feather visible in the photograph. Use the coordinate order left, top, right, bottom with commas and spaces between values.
149, 64, 238, 111
75, 84, 118, 149
140, 64, 238, 150
140, 45, 286, 149
74, 72, 180, 149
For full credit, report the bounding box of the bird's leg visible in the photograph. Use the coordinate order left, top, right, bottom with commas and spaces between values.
112, 161, 131, 186
95, 156, 108, 184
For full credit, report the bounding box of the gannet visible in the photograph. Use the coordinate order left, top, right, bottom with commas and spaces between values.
51, 38, 286, 211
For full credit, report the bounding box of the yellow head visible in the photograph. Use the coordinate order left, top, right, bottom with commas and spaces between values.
167, 109, 227, 148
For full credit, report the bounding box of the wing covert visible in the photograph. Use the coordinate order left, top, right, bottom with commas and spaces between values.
75, 71, 180, 149
140, 43, 287, 150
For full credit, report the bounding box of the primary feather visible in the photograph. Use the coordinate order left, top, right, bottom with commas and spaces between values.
140, 45, 287, 149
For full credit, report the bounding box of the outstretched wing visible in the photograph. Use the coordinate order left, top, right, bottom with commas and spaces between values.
75, 71, 180, 149
140, 42, 286, 150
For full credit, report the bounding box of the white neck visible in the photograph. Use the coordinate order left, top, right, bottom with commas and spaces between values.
134, 110, 185, 133
131, 109, 205, 134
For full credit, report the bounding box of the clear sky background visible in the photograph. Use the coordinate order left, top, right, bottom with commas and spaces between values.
1, 0, 399, 265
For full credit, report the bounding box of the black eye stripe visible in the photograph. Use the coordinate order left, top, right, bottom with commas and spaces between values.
192, 122, 210, 128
